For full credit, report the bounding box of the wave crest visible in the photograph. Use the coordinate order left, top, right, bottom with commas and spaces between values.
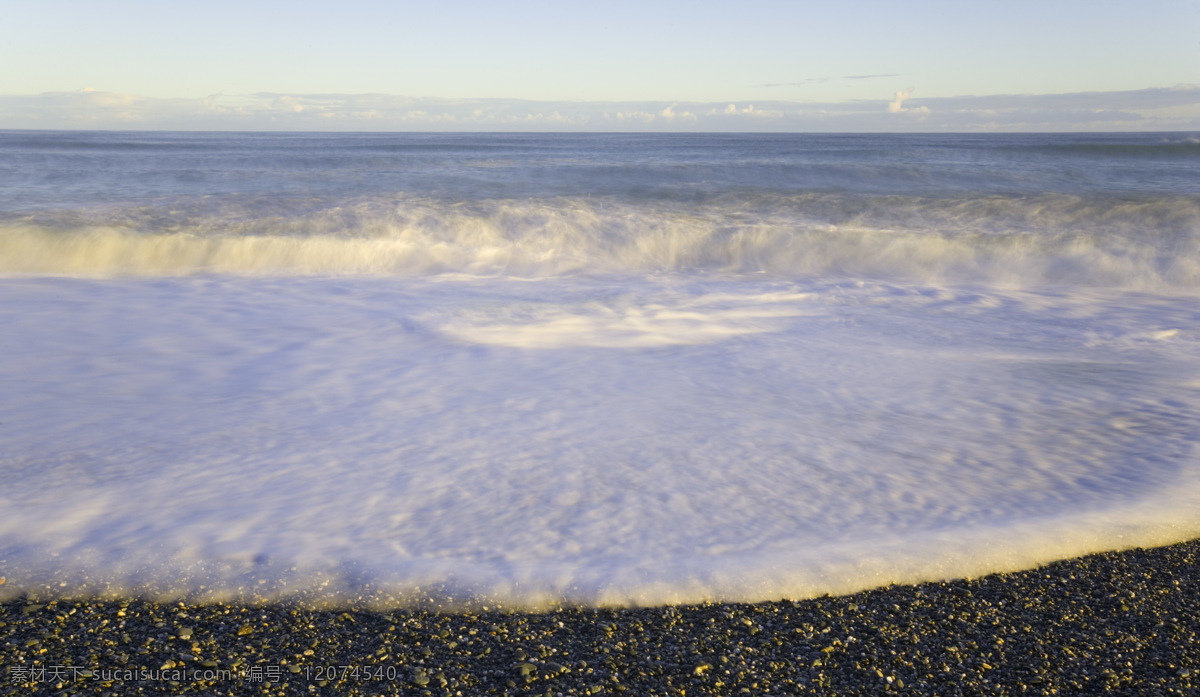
3, 193, 1199, 288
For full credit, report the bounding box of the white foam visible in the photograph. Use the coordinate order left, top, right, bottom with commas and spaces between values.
427, 292, 817, 348
1, 275, 1198, 608
3, 192, 1198, 290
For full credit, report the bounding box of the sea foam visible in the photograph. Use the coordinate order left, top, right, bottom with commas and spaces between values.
3, 192, 1199, 289
1, 275, 1198, 608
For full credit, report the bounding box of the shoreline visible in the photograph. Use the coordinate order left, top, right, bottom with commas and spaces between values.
3, 540, 1198, 695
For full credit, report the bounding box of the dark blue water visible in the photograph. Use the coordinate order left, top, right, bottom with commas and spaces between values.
2, 132, 1197, 211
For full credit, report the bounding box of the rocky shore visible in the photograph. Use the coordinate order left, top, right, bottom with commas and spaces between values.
3, 539, 1198, 696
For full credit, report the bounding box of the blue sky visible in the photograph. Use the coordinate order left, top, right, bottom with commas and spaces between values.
2, 0, 1198, 131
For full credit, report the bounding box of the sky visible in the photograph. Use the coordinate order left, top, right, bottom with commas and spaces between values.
2, 0, 1198, 131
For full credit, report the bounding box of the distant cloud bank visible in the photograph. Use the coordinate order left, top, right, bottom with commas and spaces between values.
1, 86, 1198, 132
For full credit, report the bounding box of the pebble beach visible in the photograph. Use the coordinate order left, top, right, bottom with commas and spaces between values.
4, 133, 1200, 696
3, 539, 1198, 696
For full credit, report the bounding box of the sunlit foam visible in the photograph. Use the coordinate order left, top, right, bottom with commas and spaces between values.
1, 276, 1198, 608
3, 192, 1199, 290
427, 292, 817, 348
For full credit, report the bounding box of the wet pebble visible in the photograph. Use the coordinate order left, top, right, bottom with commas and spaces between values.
1, 540, 1199, 695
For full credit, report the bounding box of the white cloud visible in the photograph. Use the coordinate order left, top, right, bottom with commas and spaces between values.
524, 111, 584, 125
0, 86, 1197, 132
610, 110, 657, 124
888, 87, 915, 113
718, 103, 780, 118
887, 88, 931, 118
656, 104, 696, 121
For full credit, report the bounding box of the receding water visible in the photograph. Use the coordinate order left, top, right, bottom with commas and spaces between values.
1, 131, 1198, 608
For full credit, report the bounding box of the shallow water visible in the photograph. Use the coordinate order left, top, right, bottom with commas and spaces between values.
1, 132, 1198, 607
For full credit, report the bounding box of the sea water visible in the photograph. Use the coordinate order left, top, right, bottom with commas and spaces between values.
1, 131, 1198, 608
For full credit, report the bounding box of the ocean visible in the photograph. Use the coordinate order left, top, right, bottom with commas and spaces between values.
1, 131, 1198, 609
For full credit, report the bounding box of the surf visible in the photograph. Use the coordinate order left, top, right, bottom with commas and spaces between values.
3, 191, 1198, 290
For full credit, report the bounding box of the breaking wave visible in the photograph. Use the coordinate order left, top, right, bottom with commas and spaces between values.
3, 193, 1199, 289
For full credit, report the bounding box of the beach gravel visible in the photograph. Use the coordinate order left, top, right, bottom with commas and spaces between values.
2, 540, 1199, 695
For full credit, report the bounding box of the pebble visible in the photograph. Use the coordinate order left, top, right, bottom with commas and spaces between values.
1, 539, 1198, 695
